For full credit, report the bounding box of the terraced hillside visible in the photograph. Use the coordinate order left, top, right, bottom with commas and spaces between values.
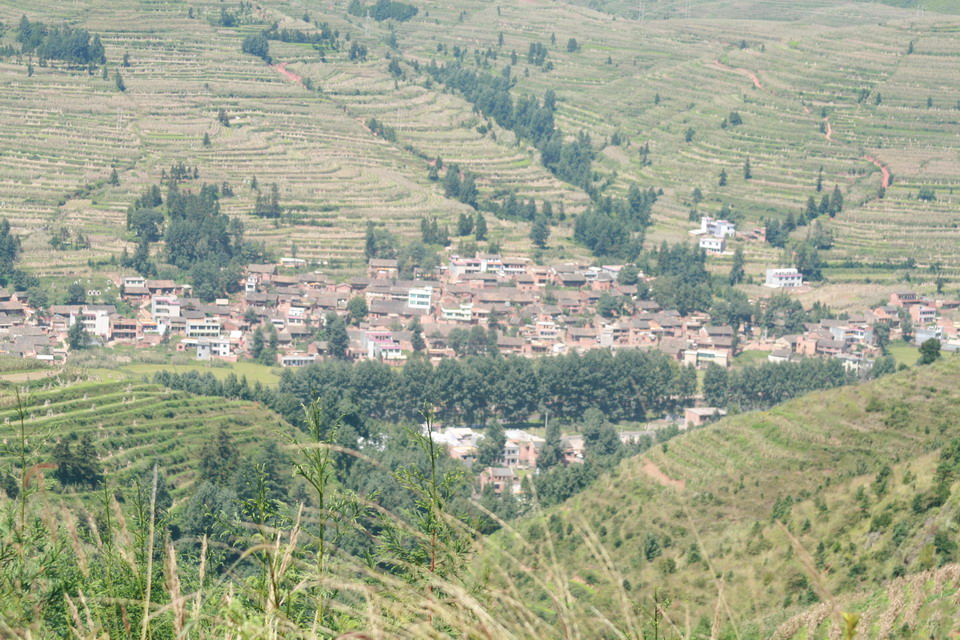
498, 358, 960, 637
0, 0, 957, 283
0, 375, 292, 498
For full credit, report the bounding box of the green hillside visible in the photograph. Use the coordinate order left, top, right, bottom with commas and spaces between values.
0, 374, 294, 499
500, 357, 960, 637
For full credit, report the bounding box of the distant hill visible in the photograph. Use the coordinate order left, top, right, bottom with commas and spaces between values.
497, 357, 960, 637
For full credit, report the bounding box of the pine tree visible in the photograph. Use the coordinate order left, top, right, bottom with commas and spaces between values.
831, 184, 843, 215
109, 168, 119, 186
198, 426, 239, 486
364, 221, 377, 260
202, 132, 211, 147
474, 213, 488, 242
530, 215, 550, 248
718, 169, 728, 187
816, 166, 823, 192
743, 157, 752, 180
114, 70, 126, 92
729, 247, 745, 285
537, 419, 563, 470
326, 313, 349, 359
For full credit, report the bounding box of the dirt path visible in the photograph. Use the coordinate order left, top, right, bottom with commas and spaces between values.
824, 118, 833, 141
642, 459, 685, 491
273, 63, 303, 86
713, 59, 762, 90
865, 155, 891, 188
0, 368, 61, 382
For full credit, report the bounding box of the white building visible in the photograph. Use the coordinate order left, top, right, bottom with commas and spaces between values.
72, 307, 111, 339
195, 337, 232, 360
122, 275, 146, 289
185, 317, 222, 338
765, 268, 803, 289
441, 302, 473, 322
408, 286, 433, 311
281, 353, 317, 367
699, 236, 726, 253
700, 217, 736, 238
151, 296, 181, 319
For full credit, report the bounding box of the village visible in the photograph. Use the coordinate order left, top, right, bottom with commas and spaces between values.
0, 233, 957, 375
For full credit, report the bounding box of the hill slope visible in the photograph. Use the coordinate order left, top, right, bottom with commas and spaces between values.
0, 374, 294, 499
502, 357, 960, 637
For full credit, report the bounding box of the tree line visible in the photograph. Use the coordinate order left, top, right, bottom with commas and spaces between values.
17, 16, 106, 65
348, 0, 419, 21
424, 62, 596, 191
154, 348, 697, 428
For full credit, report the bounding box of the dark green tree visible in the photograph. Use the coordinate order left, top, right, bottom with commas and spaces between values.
729, 247, 745, 285
530, 215, 550, 249
198, 426, 240, 486
67, 320, 89, 350
919, 338, 941, 365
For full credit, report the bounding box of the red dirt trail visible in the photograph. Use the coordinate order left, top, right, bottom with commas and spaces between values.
865, 155, 891, 188
642, 459, 686, 491
713, 59, 762, 89
824, 118, 833, 141
273, 63, 303, 85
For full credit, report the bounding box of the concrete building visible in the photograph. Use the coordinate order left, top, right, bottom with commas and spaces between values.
700, 217, 736, 238
765, 268, 803, 289
699, 236, 726, 253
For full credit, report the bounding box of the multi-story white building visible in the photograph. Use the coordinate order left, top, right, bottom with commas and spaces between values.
185, 317, 222, 338
700, 217, 736, 238
699, 236, 726, 253
195, 337, 232, 360
407, 286, 433, 311
441, 302, 473, 322
151, 296, 181, 319
72, 306, 112, 339
765, 268, 804, 288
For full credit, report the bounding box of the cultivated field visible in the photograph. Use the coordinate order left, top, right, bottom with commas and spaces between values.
0, 375, 292, 498
0, 0, 957, 284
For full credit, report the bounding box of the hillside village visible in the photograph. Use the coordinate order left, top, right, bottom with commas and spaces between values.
0, 249, 957, 374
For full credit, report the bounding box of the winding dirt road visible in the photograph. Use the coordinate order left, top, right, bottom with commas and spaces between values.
274, 63, 303, 85
865, 155, 891, 188
713, 59, 762, 89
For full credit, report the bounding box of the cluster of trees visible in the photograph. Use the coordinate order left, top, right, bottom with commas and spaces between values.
261, 22, 338, 51
424, 63, 595, 190
17, 16, 106, 65
574, 186, 657, 260
703, 357, 854, 411
364, 222, 442, 279
123, 178, 268, 300
0, 218, 37, 290
440, 163, 479, 208
366, 117, 398, 142
419, 216, 450, 246
252, 182, 282, 218
155, 349, 696, 428
527, 42, 550, 67
51, 433, 104, 488
455, 211, 488, 240
241, 34, 271, 63
347, 0, 418, 21
48, 226, 90, 251
646, 241, 712, 314
349, 41, 368, 61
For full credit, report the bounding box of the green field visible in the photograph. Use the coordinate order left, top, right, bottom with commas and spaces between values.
888, 340, 920, 366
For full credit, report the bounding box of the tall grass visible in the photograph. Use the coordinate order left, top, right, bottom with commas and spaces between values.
0, 394, 872, 639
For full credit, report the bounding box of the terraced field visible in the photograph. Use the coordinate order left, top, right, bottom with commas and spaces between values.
0, 0, 957, 282
0, 376, 292, 498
